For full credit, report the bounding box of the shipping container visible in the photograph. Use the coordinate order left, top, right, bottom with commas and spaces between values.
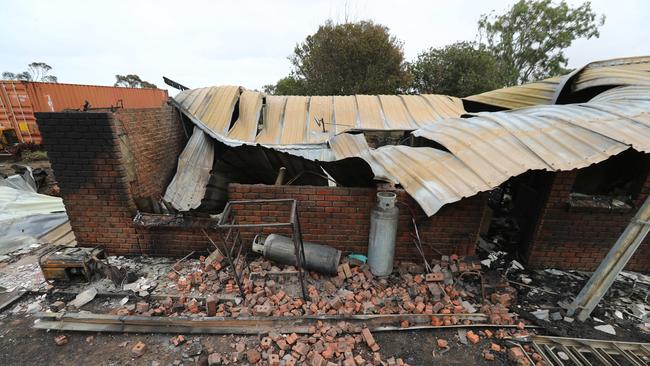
0, 80, 169, 144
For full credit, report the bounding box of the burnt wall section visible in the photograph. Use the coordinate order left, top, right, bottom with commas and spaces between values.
526, 170, 650, 272
36, 107, 189, 256
37, 111, 140, 254
113, 108, 187, 200
227, 184, 488, 259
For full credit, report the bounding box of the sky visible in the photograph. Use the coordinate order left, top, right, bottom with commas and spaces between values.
1, 0, 649, 93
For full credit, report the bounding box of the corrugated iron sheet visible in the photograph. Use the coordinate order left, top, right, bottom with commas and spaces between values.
572, 64, 650, 92
404, 95, 650, 215
172, 87, 467, 147
463, 77, 562, 110
464, 56, 650, 110
227, 90, 263, 141
163, 127, 215, 211
167, 57, 650, 216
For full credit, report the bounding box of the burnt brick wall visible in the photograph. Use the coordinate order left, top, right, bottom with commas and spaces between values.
37, 107, 191, 256
227, 184, 488, 259
113, 108, 187, 200
38, 107, 487, 259
526, 170, 650, 272
37, 111, 141, 253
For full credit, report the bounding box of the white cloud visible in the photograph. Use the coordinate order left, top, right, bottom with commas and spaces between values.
1, 0, 648, 92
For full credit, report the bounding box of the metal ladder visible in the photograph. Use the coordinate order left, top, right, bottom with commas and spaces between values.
529, 335, 650, 366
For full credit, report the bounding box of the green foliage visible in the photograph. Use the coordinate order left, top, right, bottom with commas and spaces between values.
269, 20, 411, 95
410, 42, 505, 97
114, 74, 157, 88
2, 62, 58, 82
478, 0, 604, 85
21, 149, 48, 162
263, 76, 306, 95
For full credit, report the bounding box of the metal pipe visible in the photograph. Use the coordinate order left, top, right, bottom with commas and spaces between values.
568, 194, 650, 321
274, 167, 286, 185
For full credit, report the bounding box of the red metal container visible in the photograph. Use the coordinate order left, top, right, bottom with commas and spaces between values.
0, 81, 168, 144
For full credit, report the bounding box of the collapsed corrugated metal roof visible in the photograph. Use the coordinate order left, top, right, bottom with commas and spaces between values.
464, 56, 650, 110
463, 76, 562, 110
163, 127, 215, 211
327, 87, 650, 216
165, 56, 650, 216
171, 88, 466, 146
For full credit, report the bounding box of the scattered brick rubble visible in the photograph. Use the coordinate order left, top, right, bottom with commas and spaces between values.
40, 251, 542, 364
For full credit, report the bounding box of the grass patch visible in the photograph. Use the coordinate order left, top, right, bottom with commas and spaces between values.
21, 150, 48, 162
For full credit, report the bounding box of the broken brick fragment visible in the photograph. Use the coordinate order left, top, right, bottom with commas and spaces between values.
208, 353, 222, 365
268, 354, 280, 366
206, 295, 217, 317
292, 341, 310, 355
131, 341, 146, 357
425, 272, 444, 282
136, 302, 149, 313
483, 350, 495, 361
50, 300, 66, 312
170, 335, 186, 346
260, 336, 272, 350
466, 331, 480, 344
246, 349, 261, 364
436, 339, 448, 348
286, 333, 299, 345
354, 355, 365, 365
54, 335, 68, 345
490, 343, 501, 352
508, 347, 528, 364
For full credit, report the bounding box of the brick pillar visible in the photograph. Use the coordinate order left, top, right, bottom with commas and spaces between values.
37, 111, 141, 255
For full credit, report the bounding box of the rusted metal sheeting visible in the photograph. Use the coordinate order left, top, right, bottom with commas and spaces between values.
173, 87, 466, 146
370, 146, 492, 215
329, 133, 371, 160
328, 133, 492, 214
227, 90, 263, 141
255, 95, 287, 144
174, 85, 240, 136
163, 127, 215, 211
0, 81, 168, 144
464, 56, 650, 110
572, 63, 650, 92
280, 96, 310, 144
463, 77, 562, 110
405, 98, 650, 215
588, 85, 650, 103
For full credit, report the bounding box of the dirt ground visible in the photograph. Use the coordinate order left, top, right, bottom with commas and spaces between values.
0, 299, 503, 366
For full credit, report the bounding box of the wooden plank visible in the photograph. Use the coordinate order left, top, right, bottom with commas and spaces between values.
33, 311, 496, 334
0, 288, 27, 312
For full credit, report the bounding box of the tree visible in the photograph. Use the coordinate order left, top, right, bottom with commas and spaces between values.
478, 0, 604, 85
270, 20, 411, 95
410, 42, 505, 97
263, 76, 306, 95
2, 62, 58, 82
114, 74, 157, 88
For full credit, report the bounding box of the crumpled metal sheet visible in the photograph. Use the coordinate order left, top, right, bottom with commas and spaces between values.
163, 127, 215, 211
172, 87, 466, 147
0, 186, 65, 221
464, 56, 650, 110
463, 76, 562, 110
573, 56, 650, 92
407, 96, 650, 215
